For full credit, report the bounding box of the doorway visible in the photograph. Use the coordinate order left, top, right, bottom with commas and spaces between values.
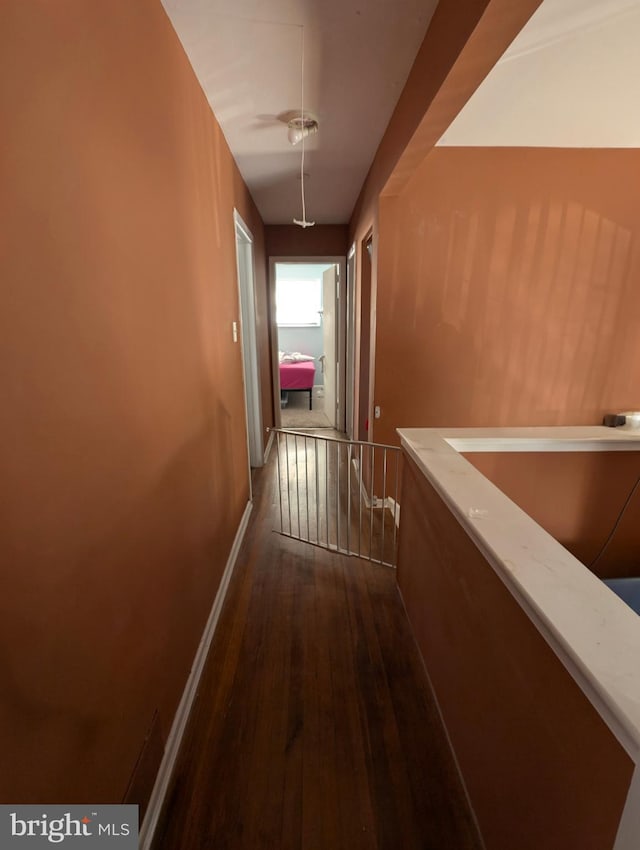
234, 211, 263, 475
271, 257, 347, 432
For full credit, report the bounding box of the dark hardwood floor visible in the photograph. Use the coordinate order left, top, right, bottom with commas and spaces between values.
153, 446, 482, 850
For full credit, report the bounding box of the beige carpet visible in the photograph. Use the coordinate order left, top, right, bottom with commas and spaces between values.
281, 389, 331, 429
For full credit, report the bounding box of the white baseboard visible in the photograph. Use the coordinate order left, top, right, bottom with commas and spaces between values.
139, 500, 253, 850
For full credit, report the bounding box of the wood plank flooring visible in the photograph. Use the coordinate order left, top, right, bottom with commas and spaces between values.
152, 447, 482, 850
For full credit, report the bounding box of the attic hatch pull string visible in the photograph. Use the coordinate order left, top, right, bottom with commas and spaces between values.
294, 25, 314, 228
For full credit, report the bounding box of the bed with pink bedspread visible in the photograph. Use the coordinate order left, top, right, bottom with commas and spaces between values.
280, 360, 315, 410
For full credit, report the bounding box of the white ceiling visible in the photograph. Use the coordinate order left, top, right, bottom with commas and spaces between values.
161, 0, 439, 224
438, 0, 640, 147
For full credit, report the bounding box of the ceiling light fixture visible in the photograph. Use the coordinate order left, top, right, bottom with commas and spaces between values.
287, 115, 318, 146
293, 26, 315, 229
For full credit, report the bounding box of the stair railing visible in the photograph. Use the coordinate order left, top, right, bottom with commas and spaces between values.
270, 428, 401, 568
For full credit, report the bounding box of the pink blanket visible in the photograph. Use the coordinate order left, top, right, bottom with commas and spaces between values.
280, 360, 315, 390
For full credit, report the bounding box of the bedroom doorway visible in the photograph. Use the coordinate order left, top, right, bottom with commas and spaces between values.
271, 257, 347, 432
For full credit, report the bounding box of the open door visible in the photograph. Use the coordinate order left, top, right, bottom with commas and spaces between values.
322, 265, 337, 429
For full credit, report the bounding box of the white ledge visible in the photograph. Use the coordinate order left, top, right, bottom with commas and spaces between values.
431, 425, 640, 452
397, 426, 640, 759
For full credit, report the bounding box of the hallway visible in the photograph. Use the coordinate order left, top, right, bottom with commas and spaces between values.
153, 449, 482, 850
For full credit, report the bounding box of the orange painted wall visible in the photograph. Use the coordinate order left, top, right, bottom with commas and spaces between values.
0, 0, 269, 806
373, 147, 640, 444
347, 0, 542, 445
466, 451, 640, 578
265, 225, 348, 258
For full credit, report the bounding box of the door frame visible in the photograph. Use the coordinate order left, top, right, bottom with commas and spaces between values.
234, 210, 264, 474
321, 265, 338, 430
269, 256, 348, 432
345, 243, 356, 440
355, 231, 374, 442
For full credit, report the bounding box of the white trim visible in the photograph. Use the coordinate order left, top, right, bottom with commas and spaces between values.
345, 245, 356, 440
366, 232, 377, 445
139, 500, 253, 850
264, 429, 275, 464
234, 210, 264, 472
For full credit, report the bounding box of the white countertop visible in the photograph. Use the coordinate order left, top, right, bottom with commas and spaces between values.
397, 426, 640, 758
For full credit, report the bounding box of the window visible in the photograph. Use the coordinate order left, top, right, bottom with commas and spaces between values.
276, 278, 322, 326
